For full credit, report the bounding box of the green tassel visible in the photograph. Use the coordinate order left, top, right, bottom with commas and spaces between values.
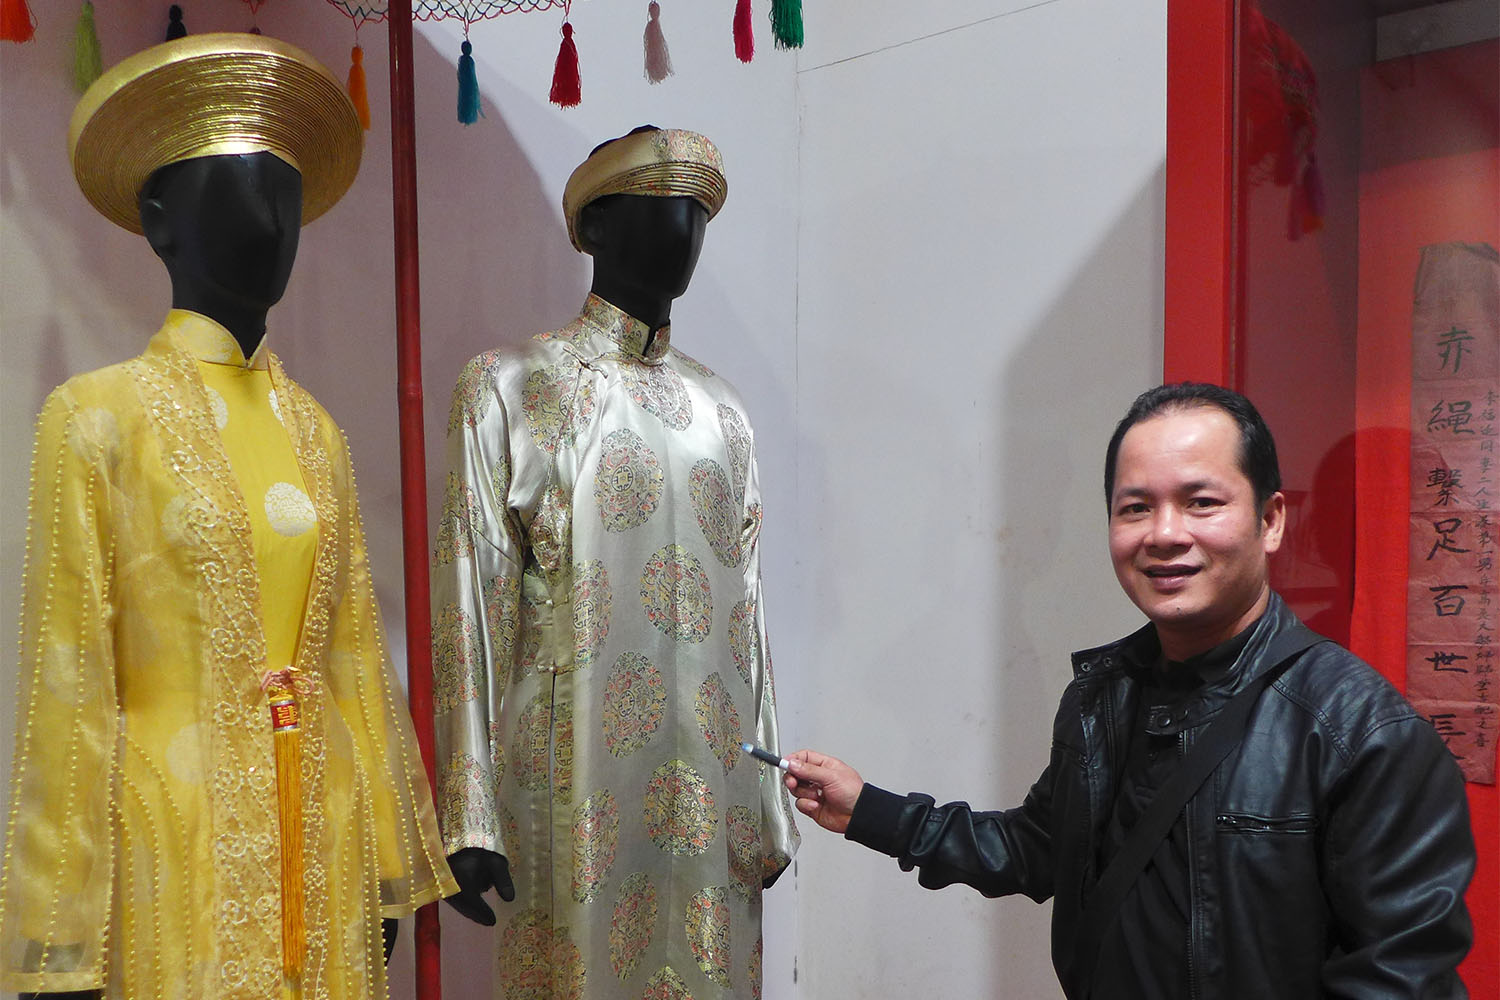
73, 1, 102, 92
457, 39, 481, 124
770, 0, 803, 49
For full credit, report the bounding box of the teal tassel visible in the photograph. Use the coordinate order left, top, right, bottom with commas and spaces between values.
770, 0, 803, 49
73, 1, 102, 92
457, 39, 481, 124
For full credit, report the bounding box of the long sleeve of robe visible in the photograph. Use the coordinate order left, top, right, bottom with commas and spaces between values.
0, 311, 457, 998
432, 294, 799, 1000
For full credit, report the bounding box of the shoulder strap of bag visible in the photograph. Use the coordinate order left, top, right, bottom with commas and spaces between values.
1071, 624, 1326, 998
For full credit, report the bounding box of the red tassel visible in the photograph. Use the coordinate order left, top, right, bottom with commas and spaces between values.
1, 0, 36, 42
348, 44, 371, 130
550, 21, 581, 107
733, 0, 754, 62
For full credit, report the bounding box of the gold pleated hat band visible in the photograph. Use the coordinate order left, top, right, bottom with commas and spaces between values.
69, 33, 363, 234
563, 128, 728, 252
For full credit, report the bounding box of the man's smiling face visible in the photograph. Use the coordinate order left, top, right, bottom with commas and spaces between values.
1107, 406, 1285, 661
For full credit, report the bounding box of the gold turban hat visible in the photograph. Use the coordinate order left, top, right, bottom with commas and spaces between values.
69, 33, 363, 235
562, 127, 728, 252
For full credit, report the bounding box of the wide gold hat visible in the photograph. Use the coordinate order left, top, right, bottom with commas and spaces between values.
69, 33, 363, 234
562, 127, 728, 252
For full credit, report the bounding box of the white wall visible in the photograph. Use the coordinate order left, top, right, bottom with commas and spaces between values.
0, 0, 1165, 996
785, 0, 1165, 995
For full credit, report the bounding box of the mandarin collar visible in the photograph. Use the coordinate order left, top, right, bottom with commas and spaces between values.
164, 309, 270, 370
578, 293, 671, 363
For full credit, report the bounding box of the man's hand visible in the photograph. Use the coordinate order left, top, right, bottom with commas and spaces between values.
443, 847, 516, 926
784, 749, 865, 835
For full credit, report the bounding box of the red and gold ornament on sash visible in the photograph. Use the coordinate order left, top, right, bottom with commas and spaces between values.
261, 666, 307, 998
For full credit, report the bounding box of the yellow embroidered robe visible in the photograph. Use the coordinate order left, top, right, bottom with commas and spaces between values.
0, 311, 456, 998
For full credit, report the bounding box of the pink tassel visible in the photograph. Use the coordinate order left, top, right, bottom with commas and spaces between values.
643, 1, 672, 83
733, 0, 753, 62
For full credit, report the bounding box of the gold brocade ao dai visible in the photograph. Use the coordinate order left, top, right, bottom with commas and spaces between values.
0, 311, 456, 999
433, 295, 799, 1000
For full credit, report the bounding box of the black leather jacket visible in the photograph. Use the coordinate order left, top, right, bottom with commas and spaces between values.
847, 595, 1474, 998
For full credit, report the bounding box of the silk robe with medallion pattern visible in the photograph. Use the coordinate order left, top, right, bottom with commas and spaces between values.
433, 294, 799, 1000
0, 311, 456, 998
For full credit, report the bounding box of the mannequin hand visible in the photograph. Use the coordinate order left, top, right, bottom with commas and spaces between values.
443, 847, 515, 926
785, 749, 865, 835
382, 918, 398, 965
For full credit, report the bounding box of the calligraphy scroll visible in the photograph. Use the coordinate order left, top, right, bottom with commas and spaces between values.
1407, 241, 1500, 783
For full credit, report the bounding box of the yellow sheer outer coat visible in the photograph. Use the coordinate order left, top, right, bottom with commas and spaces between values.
0, 313, 456, 998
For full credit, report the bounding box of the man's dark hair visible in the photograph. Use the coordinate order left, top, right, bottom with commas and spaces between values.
1103, 382, 1282, 511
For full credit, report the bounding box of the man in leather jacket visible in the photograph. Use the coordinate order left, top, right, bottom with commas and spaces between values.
786, 383, 1475, 999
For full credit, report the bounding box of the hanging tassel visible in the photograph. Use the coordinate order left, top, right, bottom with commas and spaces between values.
165, 3, 185, 40
263, 670, 306, 999
457, 39, 481, 124
550, 21, 581, 108
348, 44, 371, 130
1, 0, 36, 43
73, 2, 101, 93
770, 0, 802, 49
643, 2, 672, 83
733, 0, 754, 63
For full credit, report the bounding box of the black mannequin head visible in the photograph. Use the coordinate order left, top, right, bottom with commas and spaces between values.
138, 151, 302, 358
578, 193, 708, 332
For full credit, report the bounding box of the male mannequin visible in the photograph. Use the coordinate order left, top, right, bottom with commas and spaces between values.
0, 35, 455, 999
432, 127, 799, 999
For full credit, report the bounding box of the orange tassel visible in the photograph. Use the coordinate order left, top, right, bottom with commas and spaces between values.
348, 44, 371, 130
643, 1, 672, 83
733, 0, 754, 63
550, 20, 581, 107
265, 671, 305, 997
1, 0, 36, 42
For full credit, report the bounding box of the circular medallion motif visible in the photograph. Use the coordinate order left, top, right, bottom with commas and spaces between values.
499, 804, 521, 870
716, 404, 751, 501
572, 790, 620, 903
672, 347, 716, 379
267, 389, 283, 424
516, 592, 543, 684
264, 482, 316, 537
438, 751, 494, 848
572, 560, 612, 671
643, 760, 717, 856
641, 966, 694, 1000
554, 699, 576, 804
432, 603, 482, 713
206, 387, 229, 430
433, 473, 484, 565
522, 360, 596, 454
685, 886, 732, 987
749, 935, 763, 1000
639, 545, 713, 644
448, 351, 500, 434
622, 362, 693, 430
483, 575, 520, 662
66, 407, 120, 461
489, 721, 506, 780
499, 908, 586, 1000
602, 652, 667, 758
725, 804, 761, 903
727, 601, 758, 688
531, 485, 573, 577
689, 460, 742, 568
511, 692, 553, 792
492, 453, 513, 508
609, 872, 659, 979
695, 673, 742, 774
594, 428, 665, 532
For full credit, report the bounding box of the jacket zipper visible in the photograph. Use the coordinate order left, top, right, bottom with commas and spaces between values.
1182, 729, 1200, 1000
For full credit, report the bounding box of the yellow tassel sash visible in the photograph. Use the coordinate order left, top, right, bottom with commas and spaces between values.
262, 668, 305, 1000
